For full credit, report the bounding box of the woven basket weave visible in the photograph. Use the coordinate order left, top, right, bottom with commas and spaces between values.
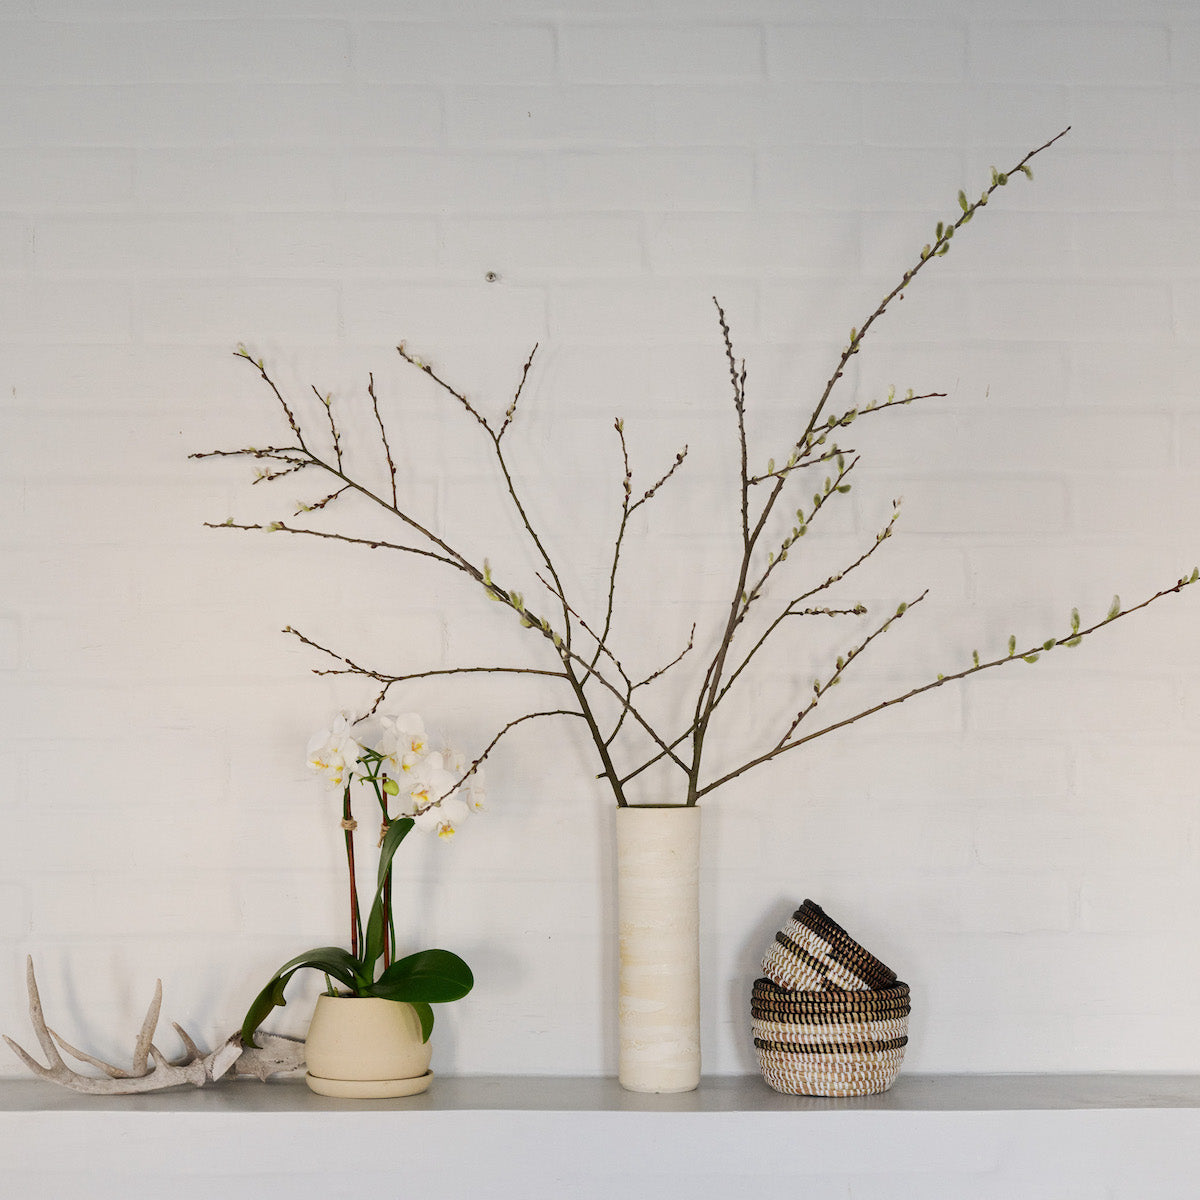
761, 899, 898, 992
752, 901, 908, 1098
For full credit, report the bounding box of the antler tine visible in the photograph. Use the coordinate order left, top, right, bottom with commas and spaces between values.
131, 979, 163, 1076
49, 1030, 138, 1078
21, 955, 66, 1070
171, 1022, 203, 1063
3, 1033, 56, 1080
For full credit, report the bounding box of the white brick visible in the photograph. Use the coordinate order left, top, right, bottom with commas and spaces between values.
134, 149, 343, 211
786, 797, 974, 871
29, 871, 240, 938
1067, 340, 1200, 406
0, 279, 132, 345
1068, 86, 1182, 152
230, 214, 440, 278
561, 23, 764, 83
31, 215, 235, 275
967, 668, 1179, 736
0, 148, 135, 209
136, 281, 340, 343
321, 85, 445, 146
759, 145, 965, 212
550, 280, 756, 343
863, 83, 1071, 149
1079, 868, 1200, 933
1072, 211, 1197, 279
971, 281, 1172, 342
17, 480, 221, 548
1172, 280, 1200, 344
342, 280, 547, 344
0, 745, 23, 809
647, 212, 861, 278
0, 18, 147, 85
2, 81, 435, 150
1068, 473, 1196, 537
0, 883, 27, 938
0, 617, 20, 671
0, 217, 27, 267
768, 21, 967, 82
0, 84, 200, 147
653, 82, 861, 147
440, 215, 644, 280
122, 83, 444, 149
356, 21, 556, 84
448, 85, 655, 147
341, 151, 549, 213
972, 19, 1171, 83
140, 19, 352, 83
550, 149, 754, 212
887, 872, 1074, 934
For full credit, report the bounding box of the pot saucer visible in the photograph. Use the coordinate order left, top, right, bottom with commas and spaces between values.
305, 1069, 434, 1099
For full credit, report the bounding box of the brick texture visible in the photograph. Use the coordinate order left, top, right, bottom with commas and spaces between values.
2, 0, 1199, 1096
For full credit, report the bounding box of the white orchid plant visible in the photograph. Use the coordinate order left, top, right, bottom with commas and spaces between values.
239, 710, 482, 1048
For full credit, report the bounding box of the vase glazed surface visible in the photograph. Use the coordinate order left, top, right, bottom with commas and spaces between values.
616, 804, 701, 1093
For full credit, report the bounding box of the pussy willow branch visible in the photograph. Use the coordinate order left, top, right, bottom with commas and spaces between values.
534, 569, 691, 772
588, 421, 688, 684
199, 127, 1193, 812
209, 351, 684, 799
715, 300, 751, 551
684, 129, 1072, 805
392, 342, 693, 790
771, 590, 930, 754
696, 573, 1197, 798
708, 501, 902, 716
367, 371, 397, 509
498, 344, 538, 442
285, 623, 566, 694
395, 342, 574, 646
425, 708, 586, 807
203, 519, 461, 571
736, 453, 860, 631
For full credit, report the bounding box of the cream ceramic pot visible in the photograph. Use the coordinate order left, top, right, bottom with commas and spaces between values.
304, 994, 433, 1098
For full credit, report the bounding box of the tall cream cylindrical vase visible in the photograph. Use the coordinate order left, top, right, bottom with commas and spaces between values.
616, 804, 701, 1093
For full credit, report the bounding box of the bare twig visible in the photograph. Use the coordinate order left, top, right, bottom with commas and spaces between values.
368, 372, 397, 508
697, 573, 1195, 798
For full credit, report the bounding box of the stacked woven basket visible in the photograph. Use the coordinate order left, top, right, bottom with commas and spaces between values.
753, 899, 909, 1097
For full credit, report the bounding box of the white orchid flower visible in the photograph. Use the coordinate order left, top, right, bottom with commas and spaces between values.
379, 712, 428, 773
306, 713, 362, 787
396, 750, 469, 838
446, 746, 487, 812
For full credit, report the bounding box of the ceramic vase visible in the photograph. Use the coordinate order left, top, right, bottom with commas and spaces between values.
615, 804, 701, 1093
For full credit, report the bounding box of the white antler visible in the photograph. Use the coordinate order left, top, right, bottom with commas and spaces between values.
3, 957, 304, 1094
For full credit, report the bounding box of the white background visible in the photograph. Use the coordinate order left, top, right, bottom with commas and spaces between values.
2, 0, 1200, 1085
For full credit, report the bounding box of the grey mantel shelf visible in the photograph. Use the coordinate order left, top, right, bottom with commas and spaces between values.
3, 1071, 1200, 1113
3, 1074, 1200, 1199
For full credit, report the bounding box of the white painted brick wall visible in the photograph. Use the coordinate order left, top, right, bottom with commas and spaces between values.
3, 0, 1200, 1117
